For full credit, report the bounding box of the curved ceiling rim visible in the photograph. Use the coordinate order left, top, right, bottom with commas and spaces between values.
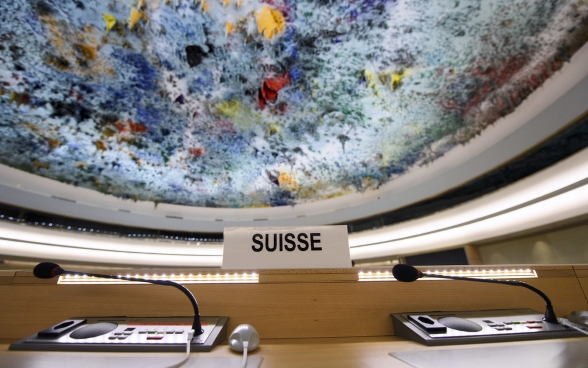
350, 175, 588, 248
0, 45, 587, 232
0, 236, 221, 257
0, 220, 223, 255
350, 145, 588, 246
350, 183, 588, 260
0, 239, 223, 267
349, 147, 588, 260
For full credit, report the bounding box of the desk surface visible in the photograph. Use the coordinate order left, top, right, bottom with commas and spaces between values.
0, 337, 417, 368
3, 336, 588, 368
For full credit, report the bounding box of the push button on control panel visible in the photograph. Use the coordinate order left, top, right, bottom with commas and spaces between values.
408, 315, 447, 334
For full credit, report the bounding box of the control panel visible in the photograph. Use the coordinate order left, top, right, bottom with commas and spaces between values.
10, 316, 229, 352
391, 308, 582, 345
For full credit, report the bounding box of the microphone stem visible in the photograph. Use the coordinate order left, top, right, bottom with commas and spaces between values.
424, 273, 557, 323
61, 270, 204, 335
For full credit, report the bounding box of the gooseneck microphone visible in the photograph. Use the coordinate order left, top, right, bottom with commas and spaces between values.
33, 262, 203, 335
392, 264, 558, 323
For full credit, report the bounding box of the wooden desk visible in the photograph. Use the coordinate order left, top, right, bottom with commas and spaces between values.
0, 337, 412, 367
2, 266, 587, 341
1, 265, 587, 367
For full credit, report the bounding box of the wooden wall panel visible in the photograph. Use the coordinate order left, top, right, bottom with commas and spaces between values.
578, 279, 588, 303
1, 266, 587, 341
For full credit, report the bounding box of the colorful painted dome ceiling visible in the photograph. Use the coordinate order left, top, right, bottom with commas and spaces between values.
1, 0, 587, 208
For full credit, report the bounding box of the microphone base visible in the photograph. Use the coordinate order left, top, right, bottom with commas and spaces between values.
392, 308, 582, 346
10, 316, 229, 353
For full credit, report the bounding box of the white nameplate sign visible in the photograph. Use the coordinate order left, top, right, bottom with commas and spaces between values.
222, 226, 351, 269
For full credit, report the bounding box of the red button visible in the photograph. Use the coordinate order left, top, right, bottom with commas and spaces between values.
527, 320, 537, 323
526, 325, 543, 329
147, 335, 165, 340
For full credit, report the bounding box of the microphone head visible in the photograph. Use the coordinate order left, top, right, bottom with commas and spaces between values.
33, 262, 63, 279
392, 264, 422, 282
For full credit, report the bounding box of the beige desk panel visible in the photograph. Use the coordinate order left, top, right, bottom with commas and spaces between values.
3, 337, 588, 368
0, 338, 432, 368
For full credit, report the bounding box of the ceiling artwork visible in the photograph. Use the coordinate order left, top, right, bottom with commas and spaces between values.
0, 0, 587, 209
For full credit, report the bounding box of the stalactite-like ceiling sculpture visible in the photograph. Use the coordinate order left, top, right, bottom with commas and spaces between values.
1, 0, 587, 208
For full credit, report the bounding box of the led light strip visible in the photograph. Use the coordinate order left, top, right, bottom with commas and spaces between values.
358, 268, 537, 282
357, 270, 395, 282
421, 268, 537, 279
57, 272, 259, 284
